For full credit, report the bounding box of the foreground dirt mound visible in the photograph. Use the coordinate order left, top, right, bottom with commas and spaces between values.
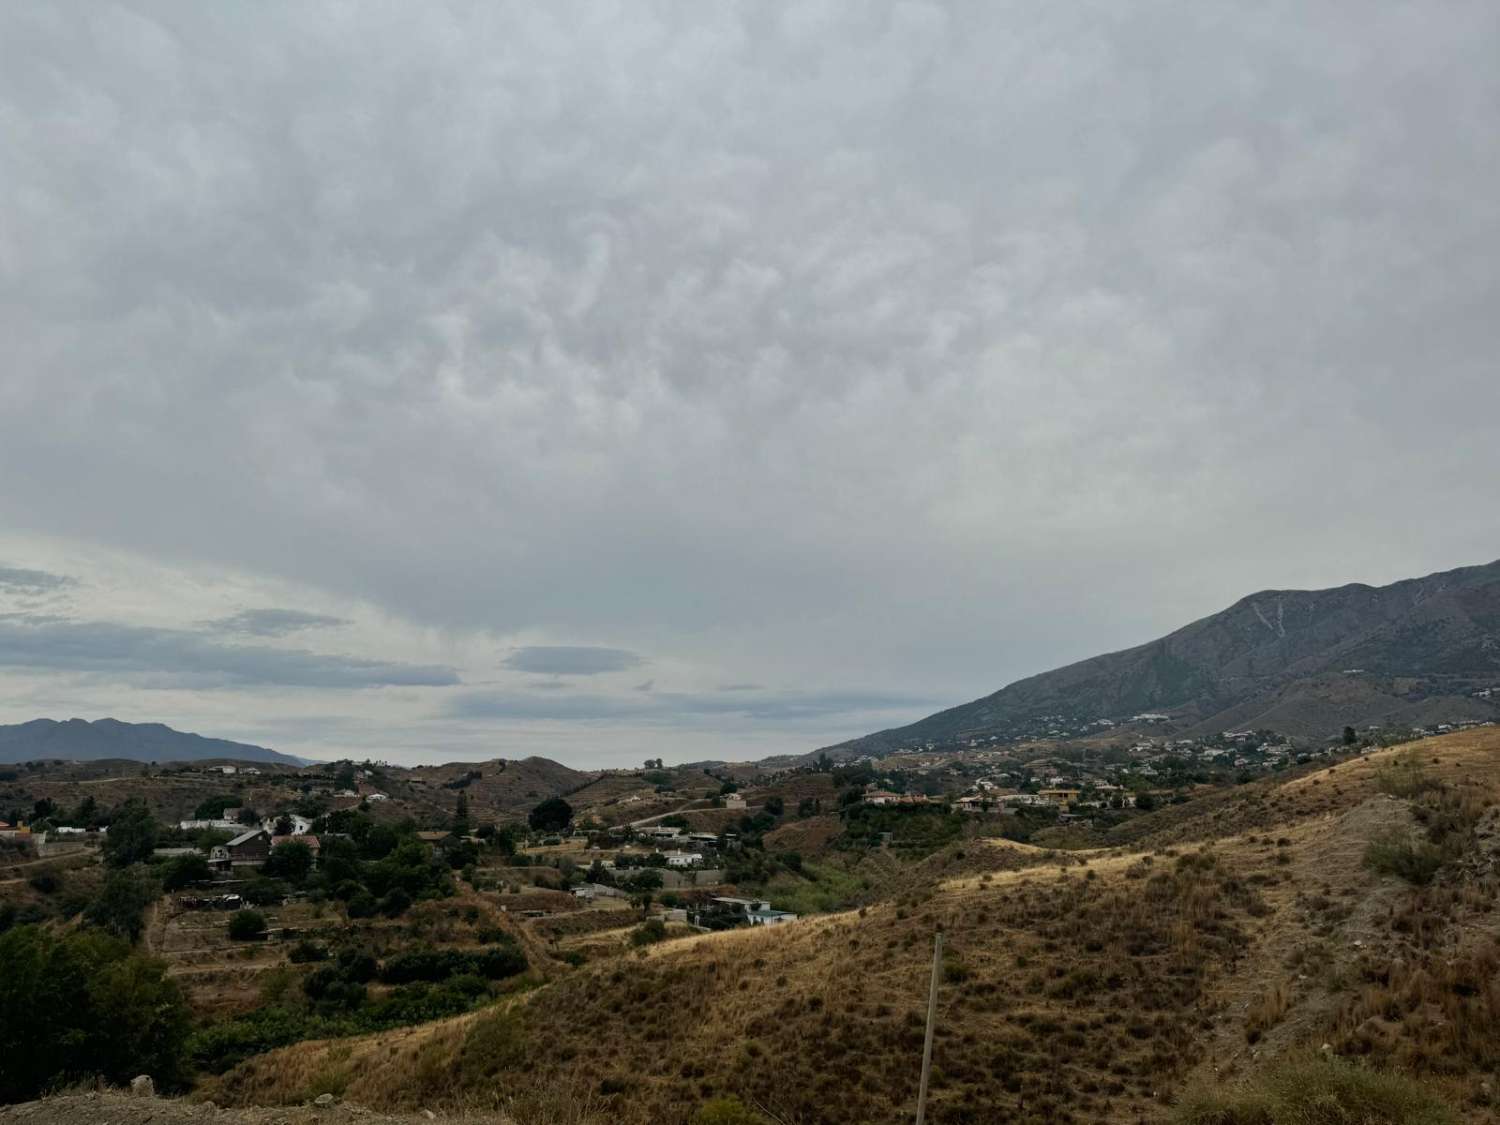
0, 1094, 513, 1125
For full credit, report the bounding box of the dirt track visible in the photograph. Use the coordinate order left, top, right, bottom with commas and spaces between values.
0, 1093, 513, 1125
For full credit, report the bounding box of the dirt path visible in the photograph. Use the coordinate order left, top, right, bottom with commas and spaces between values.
0, 1092, 515, 1125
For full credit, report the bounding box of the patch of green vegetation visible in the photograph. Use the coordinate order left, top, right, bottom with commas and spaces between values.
761, 861, 865, 915
1365, 832, 1445, 885
839, 805, 964, 856
187, 939, 530, 1073
1373, 751, 1443, 799
0, 925, 190, 1102
1172, 1054, 1456, 1125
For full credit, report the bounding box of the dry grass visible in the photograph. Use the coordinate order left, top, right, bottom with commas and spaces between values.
198, 728, 1500, 1125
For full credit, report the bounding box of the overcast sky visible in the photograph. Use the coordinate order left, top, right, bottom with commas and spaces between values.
2, 2, 1497, 767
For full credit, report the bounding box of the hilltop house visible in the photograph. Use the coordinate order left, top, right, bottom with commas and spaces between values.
663, 851, 703, 868
225, 828, 271, 866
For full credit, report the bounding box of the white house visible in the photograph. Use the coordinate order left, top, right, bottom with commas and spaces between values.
664, 852, 703, 868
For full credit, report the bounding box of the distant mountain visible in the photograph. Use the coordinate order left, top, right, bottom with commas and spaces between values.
828, 559, 1500, 756
0, 718, 304, 766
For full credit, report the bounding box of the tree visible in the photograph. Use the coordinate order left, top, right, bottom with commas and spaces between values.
453, 790, 471, 837
261, 840, 314, 883
764, 796, 785, 817
334, 762, 358, 791
72, 795, 100, 827
0, 926, 189, 1103
274, 814, 294, 836
227, 910, 268, 941
1343, 725, 1358, 746
161, 852, 212, 890
528, 797, 573, 833
84, 866, 159, 943
237, 806, 261, 826
103, 800, 158, 868
193, 795, 239, 820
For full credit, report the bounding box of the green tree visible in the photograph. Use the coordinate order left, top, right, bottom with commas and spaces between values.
528, 797, 573, 833
261, 840, 315, 883
72, 794, 100, 827
194, 794, 239, 819
1343, 725, 1358, 746
84, 866, 159, 943
103, 799, 158, 868
453, 790, 471, 837
0, 926, 189, 1103
161, 852, 212, 890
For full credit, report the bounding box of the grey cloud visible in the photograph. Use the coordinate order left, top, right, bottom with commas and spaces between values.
503, 646, 643, 676
446, 686, 940, 725
0, 617, 458, 689
0, 3, 1496, 763
206, 608, 349, 636
0, 566, 75, 594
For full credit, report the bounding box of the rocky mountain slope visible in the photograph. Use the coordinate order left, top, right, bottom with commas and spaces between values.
0, 718, 303, 766
830, 559, 1500, 754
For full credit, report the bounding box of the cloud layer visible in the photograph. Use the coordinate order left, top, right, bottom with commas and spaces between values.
0, 2, 1496, 763
0, 616, 459, 690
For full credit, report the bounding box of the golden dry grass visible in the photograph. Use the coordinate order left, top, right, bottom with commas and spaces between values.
203, 727, 1500, 1125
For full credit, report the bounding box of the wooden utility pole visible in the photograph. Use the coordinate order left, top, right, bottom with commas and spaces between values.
914, 930, 943, 1125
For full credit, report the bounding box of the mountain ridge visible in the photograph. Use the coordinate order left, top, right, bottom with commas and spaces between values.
826, 558, 1500, 755
0, 717, 305, 766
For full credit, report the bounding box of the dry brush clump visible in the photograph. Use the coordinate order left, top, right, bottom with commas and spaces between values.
1173, 1052, 1458, 1125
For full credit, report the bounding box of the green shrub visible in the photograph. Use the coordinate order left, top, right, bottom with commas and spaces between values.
1173, 1054, 1456, 1125
228, 909, 268, 941
84, 865, 159, 943
630, 918, 668, 946
1365, 832, 1444, 885
288, 939, 328, 963
458, 1009, 527, 1085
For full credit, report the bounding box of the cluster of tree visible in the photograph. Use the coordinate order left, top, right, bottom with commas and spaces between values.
839, 803, 965, 855
206, 807, 469, 920
527, 797, 572, 833
0, 926, 190, 1102
188, 937, 527, 1073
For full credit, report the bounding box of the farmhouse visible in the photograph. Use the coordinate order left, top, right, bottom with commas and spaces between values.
690, 896, 799, 930
225, 828, 272, 866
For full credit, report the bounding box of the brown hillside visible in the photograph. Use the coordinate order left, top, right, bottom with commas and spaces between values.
205, 730, 1500, 1124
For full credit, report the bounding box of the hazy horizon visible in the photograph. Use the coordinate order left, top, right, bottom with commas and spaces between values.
3, 3, 1498, 767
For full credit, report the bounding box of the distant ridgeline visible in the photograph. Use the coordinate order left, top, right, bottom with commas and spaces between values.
0, 718, 303, 766
827, 559, 1500, 757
